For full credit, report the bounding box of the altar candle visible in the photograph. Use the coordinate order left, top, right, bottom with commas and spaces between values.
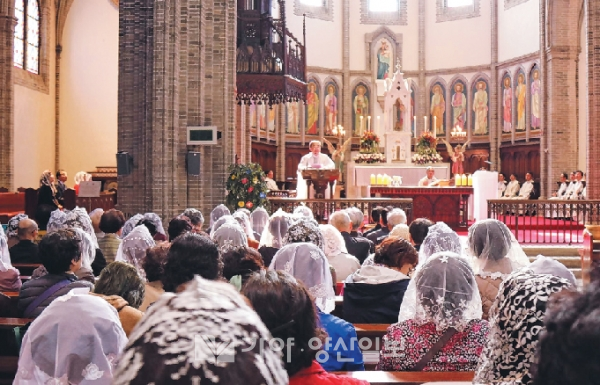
424, 116, 428, 132
368, 116, 371, 132
433, 116, 437, 138
461, 174, 467, 186
377, 174, 383, 185
413, 116, 416, 138
370, 174, 376, 185
467, 174, 473, 186
360, 116, 364, 133
377, 116, 380, 132
455, 173, 461, 186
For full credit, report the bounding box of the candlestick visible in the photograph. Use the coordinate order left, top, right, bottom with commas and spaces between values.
360, 116, 364, 134
367, 116, 371, 132
377, 116, 380, 132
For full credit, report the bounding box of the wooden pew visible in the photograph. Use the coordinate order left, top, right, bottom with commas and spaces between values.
353, 324, 390, 370
0, 356, 18, 385
0, 192, 25, 223
331, 295, 343, 318
335, 371, 474, 385
12, 264, 40, 276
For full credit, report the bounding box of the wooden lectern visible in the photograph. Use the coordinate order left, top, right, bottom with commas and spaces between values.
301, 169, 340, 199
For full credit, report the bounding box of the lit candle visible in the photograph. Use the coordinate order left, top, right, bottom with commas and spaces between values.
461, 174, 467, 186
377, 116, 380, 132
467, 174, 473, 186
377, 174, 383, 185
370, 174, 376, 185
455, 174, 461, 186
367, 116, 371, 132
360, 116, 364, 134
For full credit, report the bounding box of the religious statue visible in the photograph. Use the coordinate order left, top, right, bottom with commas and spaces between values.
322, 136, 352, 170
394, 99, 405, 131
442, 139, 471, 176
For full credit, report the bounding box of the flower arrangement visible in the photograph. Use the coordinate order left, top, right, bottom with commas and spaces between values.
353, 153, 386, 164
412, 131, 442, 164
225, 163, 270, 212
359, 131, 381, 154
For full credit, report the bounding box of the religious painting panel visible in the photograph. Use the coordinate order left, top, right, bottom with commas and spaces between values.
514, 68, 527, 132
450, 79, 468, 132
374, 38, 394, 80
323, 80, 340, 136
267, 104, 277, 133
471, 78, 489, 136
501, 72, 513, 136
410, 85, 416, 137
529, 64, 541, 131
430, 81, 446, 135
306, 78, 320, 135
249, 102, 257, 135
352, 82, 370, 136
258, 101, 267, 132
286, 101, 300, 134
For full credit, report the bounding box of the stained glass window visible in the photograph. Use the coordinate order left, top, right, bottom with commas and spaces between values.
447, 0, 473, 7
369, 0, 399, 12
13, 0, 40, 73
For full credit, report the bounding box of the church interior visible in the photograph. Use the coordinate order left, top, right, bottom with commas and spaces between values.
1, 0, 600, 383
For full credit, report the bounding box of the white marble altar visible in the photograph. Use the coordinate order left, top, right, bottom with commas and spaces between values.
472, 170, 498, 221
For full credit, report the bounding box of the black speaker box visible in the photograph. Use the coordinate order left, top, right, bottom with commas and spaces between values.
187, 152, 201, 176
116, 152, 133, 176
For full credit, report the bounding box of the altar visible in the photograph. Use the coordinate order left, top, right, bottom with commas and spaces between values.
346, 162, 451, 198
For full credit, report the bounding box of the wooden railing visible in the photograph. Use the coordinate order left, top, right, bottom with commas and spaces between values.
581, 229, 600, 286
487, 199, 600, 245
268, 198, 413, 224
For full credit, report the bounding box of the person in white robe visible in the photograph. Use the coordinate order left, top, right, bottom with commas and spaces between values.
513, 172, 535, 199
498, 173, 507, 197
296, 140, 336, 199
500, 174, 520, 198
549, 173, 569, 200
264, 170, 279, 191
417, 167, 439, 187
565, 170, 585, 200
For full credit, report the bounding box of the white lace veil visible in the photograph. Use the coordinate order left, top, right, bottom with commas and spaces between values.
319, 224, 348, 257
65, 207, 99, 249
47, 210, 67, 233
15, 291, 127, 384
46, 210, 96, 268
212, 215, 236, 234
7, 213, 28, 239
211, 222, 248, 254
121, 213, 143, 238
232, 211, 255, 240
0, 224, 14, 272
398, 251, 482, 331
115, 225, 155, 280
270, 242, 335, 314
259, 209, 291, 249
468, 219, 530, 278
418, 222, 462, 265
250, 207, 269, 236
72, 227, 96, 270
529, 254, 577, 286
210, 204, 231, 229
143, 213, 166, 236
293, 205, 314, 220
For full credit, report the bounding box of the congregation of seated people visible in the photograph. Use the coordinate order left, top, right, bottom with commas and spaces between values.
2, 200, 600, 385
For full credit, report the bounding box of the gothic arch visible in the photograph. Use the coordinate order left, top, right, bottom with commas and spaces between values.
364, 26, 403, 74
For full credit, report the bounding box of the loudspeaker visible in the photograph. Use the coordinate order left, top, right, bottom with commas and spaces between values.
187, 152, 201, 176
116, 152, 133, 176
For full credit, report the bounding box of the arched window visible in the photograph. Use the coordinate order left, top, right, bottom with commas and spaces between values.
14, 0, 40, 74
447, 0, 473, 6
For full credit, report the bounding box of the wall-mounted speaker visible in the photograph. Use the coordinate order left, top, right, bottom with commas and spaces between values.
187, 152, 201, 176
116, 152, 133, 176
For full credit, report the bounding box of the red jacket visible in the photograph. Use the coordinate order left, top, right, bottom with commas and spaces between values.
290, 361, 369, 385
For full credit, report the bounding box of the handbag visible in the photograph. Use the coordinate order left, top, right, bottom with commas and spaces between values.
411, 327, 458, 371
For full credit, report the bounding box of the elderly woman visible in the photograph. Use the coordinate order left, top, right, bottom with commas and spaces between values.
6, 213, 28, 248
468, 219, 530, 319
282, 217, 325, 251
320, 224, 360, 281
378, 252, 489, 371
115, 225, 155, 280
249, 207, 269, 241
270, 243, 364, 372
182, 207, 204, 233
344, 237, 418, 324
113, 276, 288, 385
38, 170, 61, 209
211, 222, 248, 255
15, 292, 127, 384
208, 204, 231, 233
0, 224, 21, 291
222, 246, 264, 290
257, 209, 290, 266
474, 269, 573, 385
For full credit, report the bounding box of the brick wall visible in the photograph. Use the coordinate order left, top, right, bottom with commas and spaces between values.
587, 0, 599, 199
0, 0, 15, 190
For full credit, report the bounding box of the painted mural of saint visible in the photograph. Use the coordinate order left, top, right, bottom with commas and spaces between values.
531, 70, 541, 129
430, 85, 445, 134
473, 81, 488, 135
268, 105, 276, 132
516, 73, 526, 131
353, 85, 369, 135
452, 83, 467, 129
258, 103, 266, 130
306, 82, 319, 134
377, 40, 392, 80
503, 77, 512, 133
324, 84, 337, 135
287, 101, 299, 134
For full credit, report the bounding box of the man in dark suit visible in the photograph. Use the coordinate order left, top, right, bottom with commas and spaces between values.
363, 207, 383, 237
373, 208, 407, 245
330, 211, 373, 264
367, 208, 389, 244
9, 218, 40, 264
408, 218, 434, 252
56, 169, 68, 207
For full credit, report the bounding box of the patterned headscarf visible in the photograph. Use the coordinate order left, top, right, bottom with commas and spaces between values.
39, 170, 54, 188
113, 276, 288, 385
15, 292, 127, 384
0, 225, 14, 272
65, 207, 99, 248
282, 218, 324, 252
319, 224, 348, 257
474, 270, 572, 385
270, 242, 335, 314
211, 222, 248, 254
210, 204, 231, 229
121, 214, 144, 238
7, 213, 28, 239
419, 222, 462, 265
115, 225, 155, 280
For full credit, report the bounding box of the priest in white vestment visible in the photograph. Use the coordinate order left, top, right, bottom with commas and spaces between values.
296, 140, 336, 199
501, 174, 520, 198
513, 172, 535, 199
550, 173, 569, 199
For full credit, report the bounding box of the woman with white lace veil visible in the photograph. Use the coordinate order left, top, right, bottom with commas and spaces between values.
121, 213, 143, 239
282, 217, 325, 251
468, 219, 530, 319
232, 211, 257, 247
474, 269, 573, 385
142, 212, 167, 241
379, 252, 489, 372
208, 204, 231, 233
270, 242, 364, 372
7, 213, 28, 248
211, 222, 248, 254
0, 224, 22, 291
319, 224, 360, 281
258, 209, 291, 267
293, 205, 314, 220
249, 207, 269, 241
15, 291, 127, 384
115, 225, 155, 281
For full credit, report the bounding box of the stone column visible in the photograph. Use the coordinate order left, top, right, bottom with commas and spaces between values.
417, 0, 426, 135
587, 0, 600, 199
489, 0, 498, 170
0, 0, 15, 189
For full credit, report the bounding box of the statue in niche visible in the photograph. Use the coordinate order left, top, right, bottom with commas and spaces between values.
377, 40, 392, 80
